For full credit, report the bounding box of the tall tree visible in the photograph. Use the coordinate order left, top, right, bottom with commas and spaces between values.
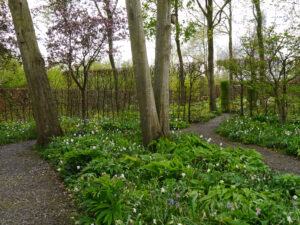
252, 0, 266, 86
174, 0, 185, 109
92, 0, 127, 114
154, 0, 172, 137
8, 0, 62, 146
46, 0, 107, 120
194, 0, 231, 111
126, 0, 171, 146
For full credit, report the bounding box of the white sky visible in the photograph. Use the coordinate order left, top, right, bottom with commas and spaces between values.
27, 0, 299, 67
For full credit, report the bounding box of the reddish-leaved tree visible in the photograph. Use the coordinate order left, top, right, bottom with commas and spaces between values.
46, 0, 108, 120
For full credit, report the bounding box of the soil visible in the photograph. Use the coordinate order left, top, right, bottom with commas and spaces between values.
0, 141, 75, 225
184, 114, 300, 176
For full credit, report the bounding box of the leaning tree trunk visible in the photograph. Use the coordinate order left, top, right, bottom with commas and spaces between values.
126, 0, 161, 146
8, 0, 62, 146
207, 0, 217, 112
154, 0, 172, 138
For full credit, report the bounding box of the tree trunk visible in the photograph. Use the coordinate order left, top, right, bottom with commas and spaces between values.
80, 88, 86, 120
8, 0, 62, 146
253, 0, 265, 79
228, 1, 233, 105
105, 3, 119, 115
253, 0, 266, 109
154, 0, 171, 137
207, 0, 217, 112
126, 0, 161, 146
174, 0, 185, 107
240, 82, 244, 116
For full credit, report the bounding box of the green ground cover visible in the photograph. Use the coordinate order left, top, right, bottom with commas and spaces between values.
39, 115, 300, 225
0, 120, 36, 145
216, 115, 300, 156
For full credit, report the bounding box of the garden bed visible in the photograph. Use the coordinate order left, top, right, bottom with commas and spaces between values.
216, 115, 300, 156
39, 116, 300, 224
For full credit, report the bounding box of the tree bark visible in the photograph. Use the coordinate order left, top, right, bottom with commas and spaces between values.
253, 0, 265, 80
240, 82, 244, 116
126, 0, 161, 146
154, 0, 172, 137
105, 2, 119, 115
228, 1, 233, 105
8, 0, 62, 146
174, 0, 185, 108
207, 0, 217, 112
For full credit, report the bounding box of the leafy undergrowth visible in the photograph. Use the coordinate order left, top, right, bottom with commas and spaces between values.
41, 117, 300, 225
0, 120, 36, 146
216, 115, 300, 156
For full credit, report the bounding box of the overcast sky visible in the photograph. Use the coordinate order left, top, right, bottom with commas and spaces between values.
27, 0, 299, 67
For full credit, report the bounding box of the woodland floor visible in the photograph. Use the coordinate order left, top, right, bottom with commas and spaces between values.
0, 141, 74, 225
184, 114, 300, 176
0, 115, 299, 225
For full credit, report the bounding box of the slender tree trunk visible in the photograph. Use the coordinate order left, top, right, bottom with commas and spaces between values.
253, 0, 266, 109
174, 0, 185, 108
106, 4, 119, 115
253, 0, 265, 79
80, 88, 86, 120
8, 0, 62, 146
126, 0, 161, 146
154, 0, 172, 137
228, 1, 233, 105
240, 82, 244, 116
207, 0, 217, 112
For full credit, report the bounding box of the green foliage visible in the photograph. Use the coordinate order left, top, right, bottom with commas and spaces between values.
216, 115, 300, 156
0, 120, 36, 145
0, 59, 27, 88
40, 116, 300, 224
220, 80, 230, 113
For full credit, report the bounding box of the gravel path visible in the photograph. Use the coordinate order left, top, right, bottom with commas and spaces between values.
184, 114, 300, 176
0, 141, 75, 225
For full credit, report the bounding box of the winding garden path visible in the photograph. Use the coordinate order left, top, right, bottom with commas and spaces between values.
184, 114, 300, 176
0, 141, 74, 225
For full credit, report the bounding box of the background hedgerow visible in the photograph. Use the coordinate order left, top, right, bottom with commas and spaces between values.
40, 116, 300, 225
216, 114, 300, 156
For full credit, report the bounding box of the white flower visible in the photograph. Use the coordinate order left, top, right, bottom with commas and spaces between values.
153, 219, 157, 224
220, 143, 223, 147
236, 165, 239, 169
178, 224, 182, 225
293, 195, 298, 200
74, 187, 79, 192
200, 135, 203, 138
71, 139, 74, 142
287, 216, 292, 223
161, 187, 166, 193
133, 208, 136, 213
77, 166, 80, 170
207, 169, 211, 173
207, 138, 211, 143
216, 163, 219, 167
220, 180, 224, 184
57, 168, 61, 172
181, 173, 186, 178
92, 146, 96, 149
120, 174, 125, 179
